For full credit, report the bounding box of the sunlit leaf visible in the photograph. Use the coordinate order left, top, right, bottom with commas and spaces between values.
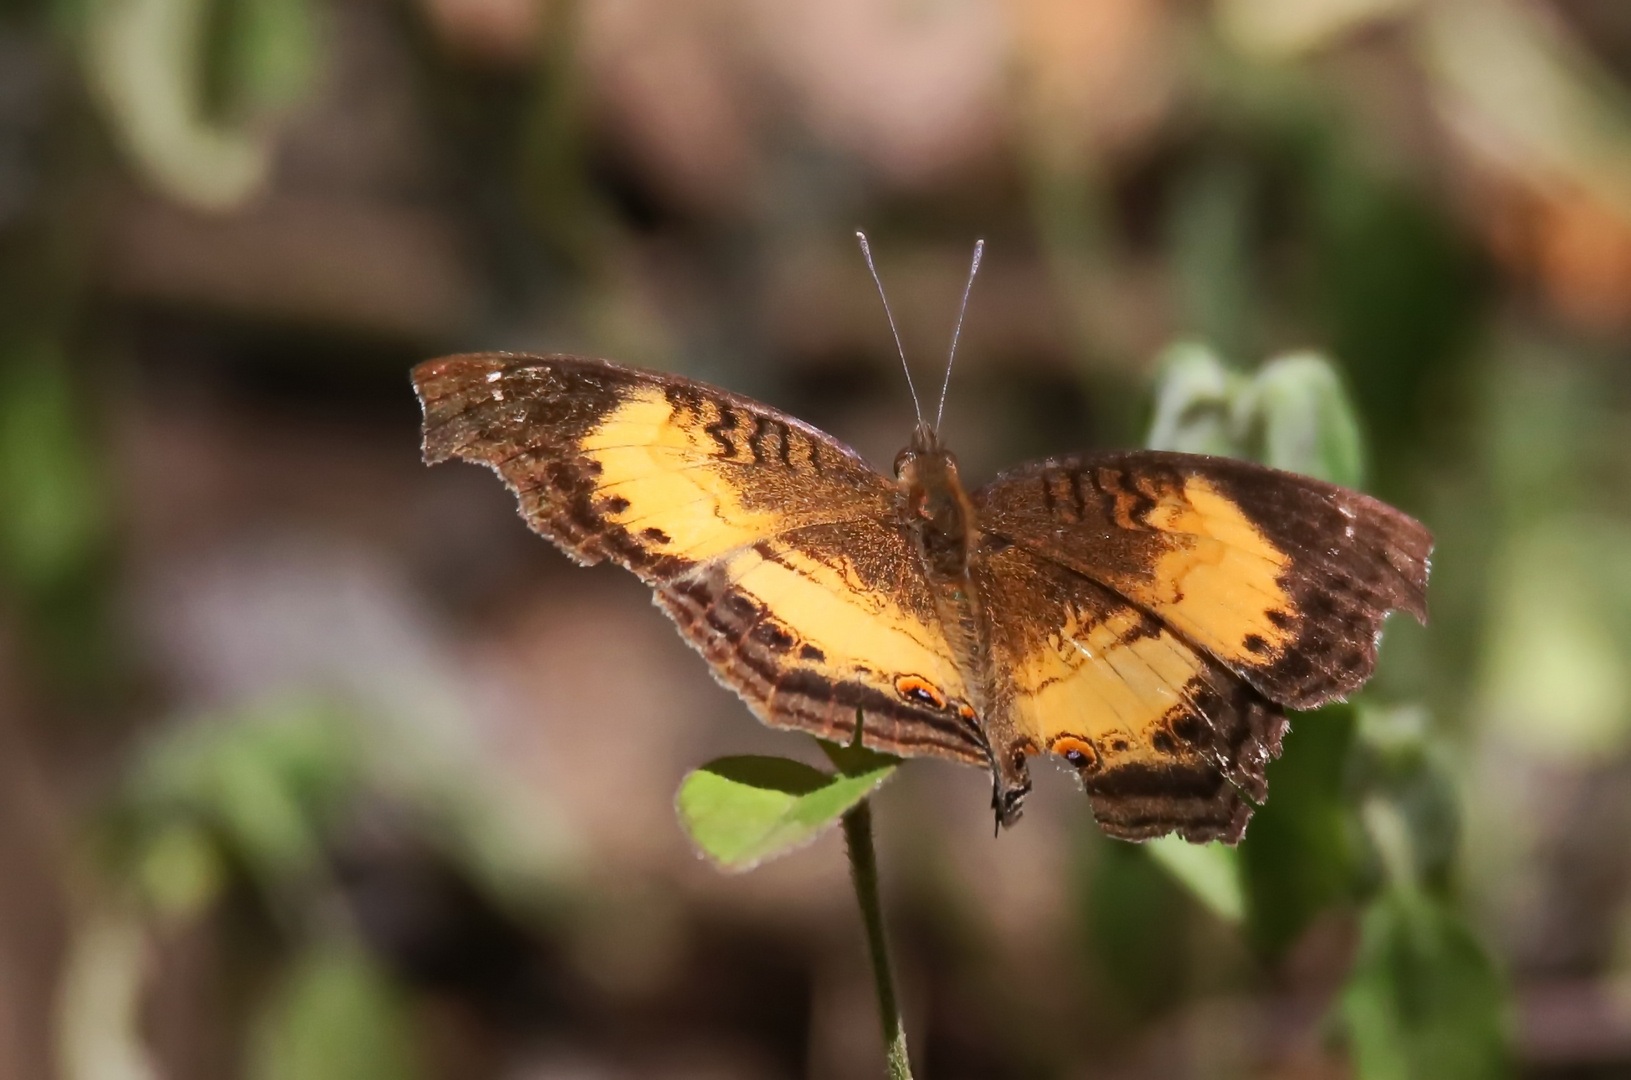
676, 754, 896, 872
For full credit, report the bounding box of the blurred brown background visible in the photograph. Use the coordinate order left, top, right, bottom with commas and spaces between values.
3, 0, 1631, 1077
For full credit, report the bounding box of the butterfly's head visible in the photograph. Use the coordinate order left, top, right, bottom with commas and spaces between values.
897, 423, 979, 575
897, 420, 943, 463
895, 426, 971, 531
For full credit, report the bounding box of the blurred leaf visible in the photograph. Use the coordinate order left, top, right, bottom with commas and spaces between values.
1418, 0, 1631, 223
1250, 351, 1366, 486
84, 0, 272, 208
1145, 837, 1245, 925
676, 754, 895, 872
0, 340, 105, 593
1308, 160, 1478, 469
1340, 891, 1511, 1080
1170, 156, 1256, 357
1240, 704, 1358, 955
213, 0, 315, 117
121, 699, 361, 893
56, 911, 159, 1080
1478, 519, 1631, 761
1350, 705, 1461, 890
248, 944, 422, 1080
1146, 341, 1243, 457
136, 821, 223, 919
1083, 836, 1188, 1020
1219, 0, 1418, 58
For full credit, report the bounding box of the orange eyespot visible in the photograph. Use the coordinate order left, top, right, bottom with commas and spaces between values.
894, 675, 946, 710
1050, 736, 1099, 772
956, 701, 976, 722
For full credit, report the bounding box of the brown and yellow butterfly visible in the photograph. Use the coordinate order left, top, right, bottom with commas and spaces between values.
411, 344, 1430, 844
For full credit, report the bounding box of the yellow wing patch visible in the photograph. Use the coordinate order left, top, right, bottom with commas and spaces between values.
1013, 605, 1205, 758
579, 388, 783, 563
717, 540, 973, 708
659, 519, 988, 764
1139, 476, 1296, 665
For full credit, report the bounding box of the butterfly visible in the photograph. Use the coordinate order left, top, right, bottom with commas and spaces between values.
411, 242, 1431, 844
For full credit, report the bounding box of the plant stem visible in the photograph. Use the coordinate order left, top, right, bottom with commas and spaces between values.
841, 798, 913, 1080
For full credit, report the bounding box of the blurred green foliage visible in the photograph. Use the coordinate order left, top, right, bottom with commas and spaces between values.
1135, 345, 1510, 1078
0, 337, 116, 688
5, 0, 1631, 1074
249, 945, 423, 1080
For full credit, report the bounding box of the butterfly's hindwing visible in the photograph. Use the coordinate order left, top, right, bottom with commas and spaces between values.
974, 451, 1431, 711
413, 353, 988, 766
659, 521, 988, 764
976, 543, 1287, 843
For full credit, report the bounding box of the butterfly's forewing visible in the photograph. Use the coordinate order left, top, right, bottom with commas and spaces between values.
973, 451, 1431, 711
974, 543, 1286, 842
413, 354, 988, 765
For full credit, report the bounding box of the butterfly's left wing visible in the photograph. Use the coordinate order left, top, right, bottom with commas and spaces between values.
413, 353, 989, 766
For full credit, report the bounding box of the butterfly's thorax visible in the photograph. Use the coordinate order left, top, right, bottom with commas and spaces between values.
896, 428, 1033, 823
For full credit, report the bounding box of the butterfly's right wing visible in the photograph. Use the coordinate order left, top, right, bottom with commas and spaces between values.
414, 353, 989, 765
974, 450, 1431, 710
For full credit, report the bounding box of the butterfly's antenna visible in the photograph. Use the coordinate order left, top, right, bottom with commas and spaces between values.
935, 238, 984, 434
856, 230, 925, 430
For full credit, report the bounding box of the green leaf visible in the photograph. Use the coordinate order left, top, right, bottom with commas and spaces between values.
1145, 836, 1245, 924
1340, 891, 1511, 1080
1251, 351, 1366, 487
676, 754, 896, 872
